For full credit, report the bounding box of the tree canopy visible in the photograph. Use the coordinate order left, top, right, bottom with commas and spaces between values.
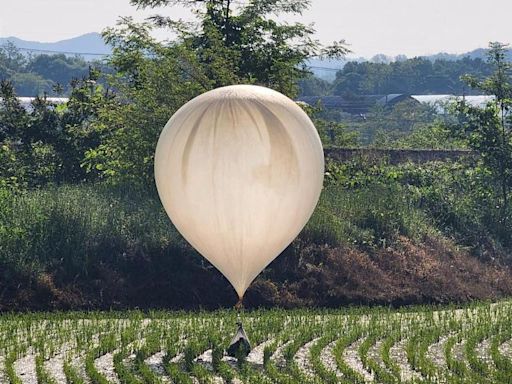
448, 43, 512, 243
0, 43, 93, 96
84, 0, 348, 182
299, 56, 495, 97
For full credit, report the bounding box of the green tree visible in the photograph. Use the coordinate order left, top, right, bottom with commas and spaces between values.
390, 121, 465, 150
298, 75, 331, 96
85, 0, 349, 183
0, 70, 110, 187
331, 56, 493, 96
2, 42, 26, 71
0, 80, 28, 142
59, 67, 115, 182
298, 101, 359, 147
450, 42, 512, 241
129, 0, 348, 95
26, 54, 89, 93
83, 23, 209, 182
0, 81, 62, 187
341, 99, 438, 146
10, 72, 52, 96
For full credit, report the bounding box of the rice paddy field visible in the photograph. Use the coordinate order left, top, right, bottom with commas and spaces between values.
1, 300, 512, 384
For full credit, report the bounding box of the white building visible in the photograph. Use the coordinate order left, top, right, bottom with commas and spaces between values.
16, 97, 69, 110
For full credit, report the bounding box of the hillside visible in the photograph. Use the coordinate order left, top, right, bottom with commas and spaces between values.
0, 32, 111, 59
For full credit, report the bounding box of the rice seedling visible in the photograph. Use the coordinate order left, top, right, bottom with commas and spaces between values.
0, 301, 511, 383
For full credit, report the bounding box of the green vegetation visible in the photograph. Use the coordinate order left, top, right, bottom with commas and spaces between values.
1, 158, 511, 310
0, 42, 97, 96
448, 42, 512, 242
0, 301, 512, 383
338, 55, 493, 95
0, 0, 511, 310
299, 55, 495, 97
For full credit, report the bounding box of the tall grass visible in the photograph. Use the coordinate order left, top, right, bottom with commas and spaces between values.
0, 183, 183, 282
0, 178, 433, 282
303, 182, 435, 249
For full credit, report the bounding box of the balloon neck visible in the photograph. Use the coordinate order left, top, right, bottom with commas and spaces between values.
235, 296, 244, 311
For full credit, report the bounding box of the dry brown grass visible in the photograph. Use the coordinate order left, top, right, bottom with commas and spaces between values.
247, 236, 512, 308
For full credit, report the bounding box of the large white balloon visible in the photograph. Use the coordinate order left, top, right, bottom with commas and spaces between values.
154, 85, 324, 299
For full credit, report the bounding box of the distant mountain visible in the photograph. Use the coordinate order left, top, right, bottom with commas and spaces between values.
0, 33, 111, 60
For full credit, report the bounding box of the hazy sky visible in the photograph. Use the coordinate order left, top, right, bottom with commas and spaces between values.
1, 0, 511, 58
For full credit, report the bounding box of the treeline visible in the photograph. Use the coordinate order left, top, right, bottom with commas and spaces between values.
0, 43, 98, 96
300, 56, 494, 96
2, 43, 494, 99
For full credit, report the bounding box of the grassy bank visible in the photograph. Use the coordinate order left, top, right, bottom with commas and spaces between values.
0, 159, 511, 310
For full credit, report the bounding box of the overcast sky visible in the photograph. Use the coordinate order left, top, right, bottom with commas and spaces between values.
1, 0, 511, 58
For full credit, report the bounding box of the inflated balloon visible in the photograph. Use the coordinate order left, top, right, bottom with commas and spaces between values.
154, 85, 324, 300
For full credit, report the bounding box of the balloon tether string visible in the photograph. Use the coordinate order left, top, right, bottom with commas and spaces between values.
235, 296, 244, 324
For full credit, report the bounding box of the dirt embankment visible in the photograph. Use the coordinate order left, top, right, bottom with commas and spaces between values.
1, 236, 511, 311
246, 236, 512, 308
